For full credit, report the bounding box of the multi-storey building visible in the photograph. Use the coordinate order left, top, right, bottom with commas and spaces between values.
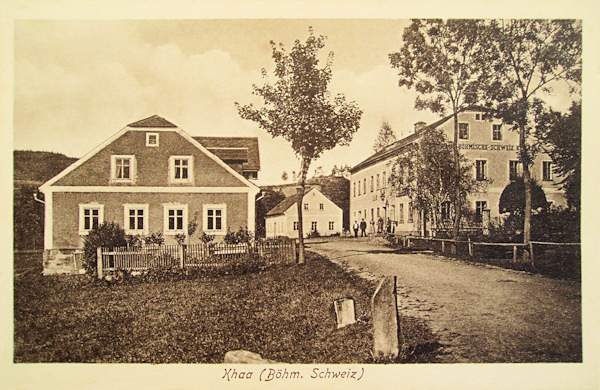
349, 108, 566, 236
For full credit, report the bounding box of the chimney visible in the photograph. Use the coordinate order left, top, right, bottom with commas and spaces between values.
414, 121, 426, 133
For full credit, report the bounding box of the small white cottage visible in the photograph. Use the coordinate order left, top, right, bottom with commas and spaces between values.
266, 187, 343, 238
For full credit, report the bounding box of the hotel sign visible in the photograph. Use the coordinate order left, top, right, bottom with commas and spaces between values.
458, 143, 520, 151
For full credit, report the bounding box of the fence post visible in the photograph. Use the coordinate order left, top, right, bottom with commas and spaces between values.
180, 244, 186, 268
513, 245, 518, 263
97, 247, 103, 279
468, 239, 473, 257
529, 242, 535, 269
441, 240, 445, 253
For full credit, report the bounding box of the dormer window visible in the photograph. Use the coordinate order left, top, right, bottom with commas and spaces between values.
111, 155, 135, 183
169, 156, 194, 184
146, 132, 159, 147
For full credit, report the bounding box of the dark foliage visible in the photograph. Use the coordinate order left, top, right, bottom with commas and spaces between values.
255, 189, 286, 237
14, 186, 44, 250
82, 222, 128, 274
499, 178, 548, 215
14, 150, 77, 183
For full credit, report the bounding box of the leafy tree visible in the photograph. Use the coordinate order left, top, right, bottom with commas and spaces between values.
255, 189, 286, 238
390, 128, 479, 235
14, 186, 44, 250
535, 100, 581, 210
236, 27, 362, 263
499, 177, 548, 215
281, 171, 289, 182
390, 19, 489, 240
373, 121, 397, 152
482, 19, 581, 244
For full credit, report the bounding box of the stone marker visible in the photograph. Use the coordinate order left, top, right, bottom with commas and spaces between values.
371, 276, 399, 360
224, 350, 278, 364
334, 298, 356, 328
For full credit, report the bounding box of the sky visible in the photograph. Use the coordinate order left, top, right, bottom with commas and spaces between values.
14, 19, 576, 186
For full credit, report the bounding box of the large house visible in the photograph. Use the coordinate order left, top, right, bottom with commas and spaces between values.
39, 115, 260, 274
266, 187, 343, 238
350, 108, 566, 237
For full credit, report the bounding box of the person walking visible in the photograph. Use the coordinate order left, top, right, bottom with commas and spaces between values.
353, 221, 359, 238
360, 219, 367, 237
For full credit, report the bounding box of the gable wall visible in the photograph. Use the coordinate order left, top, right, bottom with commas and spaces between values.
54, 130, 246, 187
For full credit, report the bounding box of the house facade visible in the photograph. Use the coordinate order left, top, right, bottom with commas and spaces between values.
39, 115, 260, 274
265, 188, 343, 238
350, 108, 566, 236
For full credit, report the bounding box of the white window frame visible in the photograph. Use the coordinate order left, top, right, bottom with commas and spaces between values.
475, 159, 488, 181
169, 156, 194, 184
458, 122, 470, 140
475, 200, 488, 222
492, 124, 503, 141
542, 161, 553, 181
79, 203, 104, 235
123, 204, 149, 235
163, 203, 188, 235
146, 132, 159, 147
203, 203, 227, 235
111, 155, 135, 183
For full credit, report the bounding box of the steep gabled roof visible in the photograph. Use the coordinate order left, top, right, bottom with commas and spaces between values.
194, 136, 260, 171
350, 114, 453, 173
128, 115, 177, 128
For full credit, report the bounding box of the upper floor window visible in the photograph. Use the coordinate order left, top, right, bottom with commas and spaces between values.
293, 221, 299, 231
407, 202, 413, 223
363, 179, 366, 194
146, 132, 159, 147
124, 204, 149, 235
376, 174, 380, 190
509, 160, 521, 181
475, 160, 487, 181
319, 203, 324, 210
475, 113, 482, 121
79, 203, 104, 235
382, 171, 386, 188
111, 155, 135, 183
169, 156, 193, 184
204, 204, 226, 234
370, 176, 374, 192
459, 123, 470, 140
542, 161, 553, 181
163, 204, 188, 235
353, 182, 356, 197
304, 203, 309, 210
492, 124, 503, 141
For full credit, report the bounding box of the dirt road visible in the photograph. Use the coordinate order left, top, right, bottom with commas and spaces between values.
306, 237, 581, 363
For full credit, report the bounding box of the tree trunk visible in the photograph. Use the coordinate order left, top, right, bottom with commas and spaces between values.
520, 123, 532, 245
452, 111, 462, 241
296, 159, 310, 264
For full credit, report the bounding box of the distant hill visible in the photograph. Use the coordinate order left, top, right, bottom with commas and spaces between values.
262, 174, 350, 230
14, 150, 78, 187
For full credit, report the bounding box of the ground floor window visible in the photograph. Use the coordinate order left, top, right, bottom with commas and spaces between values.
329, 221, 335, 231
475, 201, 488, 223
542, 161, 553, 181
124, 204, 149, 235
294, 221, 299, 231
163, 204, 188, 235
79, 203, 104, 235
441, 201, 451, 221
204, 204, 226, 234
399, 203, 404, 223
407, 202, 413, 223
311, 221, 317, 231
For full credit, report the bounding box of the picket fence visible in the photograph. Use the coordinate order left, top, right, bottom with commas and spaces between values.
97, 239, 297, 279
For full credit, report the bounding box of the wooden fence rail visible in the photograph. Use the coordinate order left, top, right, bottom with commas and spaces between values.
97, 239, 296, 278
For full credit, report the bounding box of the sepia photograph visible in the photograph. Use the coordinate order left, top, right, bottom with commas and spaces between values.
3, 2, 598, 389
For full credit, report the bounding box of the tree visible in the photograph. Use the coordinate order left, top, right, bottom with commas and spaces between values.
535, 100, 581, 210
482, 20, 581, 245
236, 27, 362, 263
390, 19, 489, 240
373, 121, 397, 153
499, 177, 548, 216
281, 171, 289, 182
390, 128, 479, 236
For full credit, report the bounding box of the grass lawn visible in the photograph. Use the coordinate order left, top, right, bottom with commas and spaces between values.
14, 251, 439, 363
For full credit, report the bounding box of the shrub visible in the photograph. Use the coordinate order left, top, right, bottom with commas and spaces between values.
307, 229, 321, 239
224, 227, 254, 245
199, 232, 215, 243
143, 231, 165, 246
82, 222, 128, 274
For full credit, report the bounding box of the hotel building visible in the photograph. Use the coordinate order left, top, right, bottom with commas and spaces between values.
349, 108, 566, 236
